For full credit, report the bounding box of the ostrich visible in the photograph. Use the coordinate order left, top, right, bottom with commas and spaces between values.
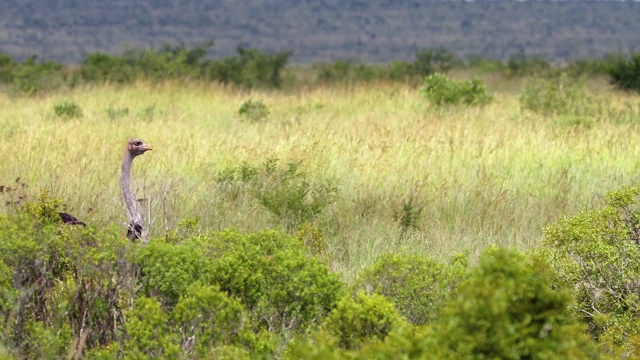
58, 212, 86, 226
120, 137, 153, 242
56, 137, 153, 242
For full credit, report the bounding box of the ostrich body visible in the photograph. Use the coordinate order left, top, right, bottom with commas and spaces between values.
58, 212, 86, 226
121, 137, 153, 242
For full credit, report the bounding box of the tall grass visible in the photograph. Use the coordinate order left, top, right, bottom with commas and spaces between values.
1, 79, 638, 281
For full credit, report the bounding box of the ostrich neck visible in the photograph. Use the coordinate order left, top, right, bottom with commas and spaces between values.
120, 152, 142, 225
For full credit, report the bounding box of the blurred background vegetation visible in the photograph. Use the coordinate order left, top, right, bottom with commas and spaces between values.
2, 0, 640, 64
1, 42, 639, 94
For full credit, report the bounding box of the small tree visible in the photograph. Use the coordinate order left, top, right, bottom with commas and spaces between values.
412, 47, 459, 76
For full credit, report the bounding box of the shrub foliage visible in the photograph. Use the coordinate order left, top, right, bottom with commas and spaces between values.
607, 52, 640, 92
420, 73, 492, 106
0, 197, 342, 358
352, 253, 467, 325
5, 182, 640, 358
541, 184, 640, 345
217, 159, 338, 232
436, 248, 599, 359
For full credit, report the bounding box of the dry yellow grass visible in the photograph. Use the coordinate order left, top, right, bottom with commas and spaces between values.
1, 79, 639, 280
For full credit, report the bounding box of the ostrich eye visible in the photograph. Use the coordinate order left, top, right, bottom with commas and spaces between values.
134, 141, 143, 146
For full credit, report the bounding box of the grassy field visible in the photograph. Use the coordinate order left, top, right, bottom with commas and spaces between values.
1, 77, 639, 282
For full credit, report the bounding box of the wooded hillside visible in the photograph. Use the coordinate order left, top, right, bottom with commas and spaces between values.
1, 0, 639, 64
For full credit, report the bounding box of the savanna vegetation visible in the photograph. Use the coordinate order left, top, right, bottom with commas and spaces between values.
2, 44, 640, 358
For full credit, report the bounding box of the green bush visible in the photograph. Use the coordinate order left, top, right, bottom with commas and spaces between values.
79, 42, 291, 89
295, 222, 331, 263
310, 47, 460, 84
0, 53, 67, 94
312, 59, 380, 84
251, 160, 337, 231
53, 100, 83, 119
519, 72, 591, 118
0, 206, 341, 358
0, 53, 14, 83
420, 73, 492, 106
607, 52, 640, 92
138, 229, 344, 336
392, 195, 424, 237
206, 46, 292, 88
170, 283, 249, 357
0, 208, 137, 358
206, 230, 343, 334
285, 313, 432, 359
322, 292, 405, 350
12, 56, 66, 94
0, 260, 16, 316
353, 253, 468, 325
217, 159, 338, 231
79, 52, 136, 84
411, 47, 460, 77
541, 184, 640, 344
436, 247, 602, 359
506, 54, 551, 77
466, 56, 506, 73
566, 56, 613, 78
125, 297, 180, 359
123, 289, 257, 358
238, 98, 270, 122
105, 106, 130, 120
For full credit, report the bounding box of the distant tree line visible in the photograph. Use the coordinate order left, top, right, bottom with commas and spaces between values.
1, 41, 640, 94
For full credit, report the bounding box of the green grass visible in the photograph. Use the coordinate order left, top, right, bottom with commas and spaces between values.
1, 78, 639, 282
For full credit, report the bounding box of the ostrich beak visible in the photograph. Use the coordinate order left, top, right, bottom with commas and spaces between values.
142, 144, 153, 151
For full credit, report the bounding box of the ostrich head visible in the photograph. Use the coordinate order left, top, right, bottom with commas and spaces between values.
127, 137, 153, 157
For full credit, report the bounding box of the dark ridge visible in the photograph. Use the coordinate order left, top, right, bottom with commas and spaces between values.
1, 0, 640, 63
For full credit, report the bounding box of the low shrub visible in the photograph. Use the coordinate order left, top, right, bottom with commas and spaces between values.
436, 247, 602, 359
124, 285, 253, 358
105, 106, 130, 120
411, 47, 460, 77
506, 54, 551, 77
53, 100, 83, 119
138, 229, 344, 336
541, 184, 640, 345
420, 73, 492, 106
0, 53, 67, 94
124, 297, 181, 359
0, 209, 137, 358
392, 194, 424, 237
566, 56, 614, 78
217, 158, 338, 231
466, 56, 506, 73
296, 222, 331, 263
519, 72, 590, 117
78, 42, 292, 89
170, 283, 250, 356
322, 292, 405, 350
353, 252, 468, 325
607, 52, 640, 92
238, 98, 270, 122
205, 46, 292, 88
312, 59, 380, 84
